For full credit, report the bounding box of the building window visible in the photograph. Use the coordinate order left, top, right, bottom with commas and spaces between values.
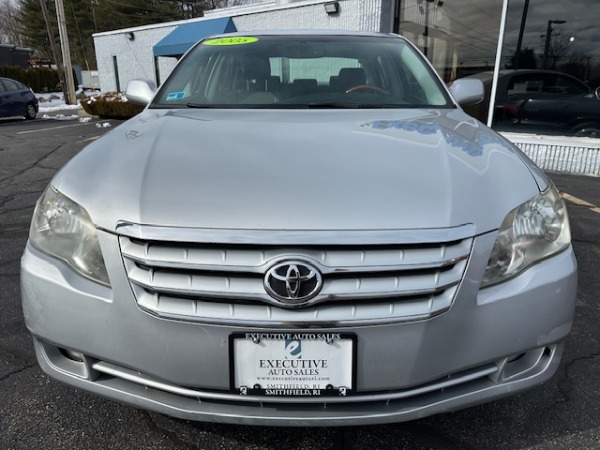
395, 0, 600, 139
113, 55, 121, 92
394, 0, 503, 83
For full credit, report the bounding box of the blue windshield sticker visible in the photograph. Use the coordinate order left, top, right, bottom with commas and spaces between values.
166, 92, 186, 101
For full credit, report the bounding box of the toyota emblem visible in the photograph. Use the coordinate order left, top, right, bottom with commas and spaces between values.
264, 260, 323, 305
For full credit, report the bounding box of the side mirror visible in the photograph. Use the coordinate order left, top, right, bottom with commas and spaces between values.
449, 78, 485, 106
595, 86, 600, 101
126, 79, 157, 106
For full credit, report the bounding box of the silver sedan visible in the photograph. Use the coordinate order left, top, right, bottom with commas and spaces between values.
21, 31, 577, 426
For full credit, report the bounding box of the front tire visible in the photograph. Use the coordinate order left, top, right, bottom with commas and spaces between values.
25, 103, 37, 120
572, 122, 600, 138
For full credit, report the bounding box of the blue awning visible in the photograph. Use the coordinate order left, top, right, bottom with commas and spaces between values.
153, 17, 237, 57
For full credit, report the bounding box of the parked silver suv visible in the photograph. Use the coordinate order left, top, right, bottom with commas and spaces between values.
21, 31, 577, 426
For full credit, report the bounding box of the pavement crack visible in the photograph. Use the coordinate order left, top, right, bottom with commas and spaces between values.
522, 353, 600, 427
0, 144, 64, 185
0, 194, 17, 209
564, 353, 600, 371
36, 164, 63, 171
0, 363, 36, 383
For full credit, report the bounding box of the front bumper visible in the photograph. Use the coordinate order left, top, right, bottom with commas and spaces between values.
21, 230, 577, 426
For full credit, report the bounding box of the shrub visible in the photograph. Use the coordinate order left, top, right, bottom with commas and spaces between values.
80, 92, 144, 119
0, 66, 60, 92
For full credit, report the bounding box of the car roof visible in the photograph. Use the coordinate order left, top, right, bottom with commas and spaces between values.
467, 69, 590, 87
472, 69, 577, 76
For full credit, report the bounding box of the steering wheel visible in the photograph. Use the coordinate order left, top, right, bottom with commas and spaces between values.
595, 86, 600, 101
345, 84, 391, 96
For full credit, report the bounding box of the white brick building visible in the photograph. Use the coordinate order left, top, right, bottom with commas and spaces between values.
93, 0, 393, 93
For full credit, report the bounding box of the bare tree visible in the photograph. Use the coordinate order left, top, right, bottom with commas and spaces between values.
0, 1, 24, 46
167, 0, 250, 19
542, 33, 575, 71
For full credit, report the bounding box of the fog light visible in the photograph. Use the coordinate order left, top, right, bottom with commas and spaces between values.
59, 348, 85, 362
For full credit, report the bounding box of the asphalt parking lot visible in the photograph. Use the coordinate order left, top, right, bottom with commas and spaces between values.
1, 116, 599, 449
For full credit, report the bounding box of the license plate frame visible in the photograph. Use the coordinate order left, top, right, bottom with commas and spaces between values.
230, 332, 356, 397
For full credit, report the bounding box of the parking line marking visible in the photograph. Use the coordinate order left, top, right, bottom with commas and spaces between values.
561, 192, 600, 214
17, 122, 95, 135
77, 136, 101, 144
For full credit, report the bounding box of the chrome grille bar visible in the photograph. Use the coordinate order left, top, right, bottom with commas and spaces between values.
118, 224, 474, 325
115, 222, 476, 245
120, 237, 471, 274
92, 360, 498, 404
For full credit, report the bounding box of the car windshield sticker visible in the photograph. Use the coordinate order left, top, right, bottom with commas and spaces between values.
166, 92, 186, 101
203, 37, 258, 46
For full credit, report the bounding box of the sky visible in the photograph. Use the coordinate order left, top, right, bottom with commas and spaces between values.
504, 0, 600, 60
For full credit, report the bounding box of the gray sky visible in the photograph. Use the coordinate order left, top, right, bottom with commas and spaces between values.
504, 0, 600, 59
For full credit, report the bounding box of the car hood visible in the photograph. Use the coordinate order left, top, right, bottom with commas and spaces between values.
53, 108, 546, 235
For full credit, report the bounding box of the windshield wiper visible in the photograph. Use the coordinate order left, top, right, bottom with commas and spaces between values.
306, 102, 405, 109
186, 103, 222, 108
184, 102, 410, 109
186, 103, 302, 109
307, 102, 375, 108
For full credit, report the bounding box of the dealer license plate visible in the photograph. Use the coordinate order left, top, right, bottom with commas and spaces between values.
231, 332, 355, 397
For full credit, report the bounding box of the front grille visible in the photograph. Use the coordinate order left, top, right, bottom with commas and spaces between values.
118, 224, 474, 326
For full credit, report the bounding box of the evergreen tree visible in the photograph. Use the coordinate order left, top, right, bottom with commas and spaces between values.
64, 0, 96, 70
17, 0, 53, 57
92, 0, 184, 32
16, 0, 232, 69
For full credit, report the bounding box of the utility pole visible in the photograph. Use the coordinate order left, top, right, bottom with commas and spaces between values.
40, 0, 67, 101
422, 0, 433, 58
513, 0, 529, 70
542, 19, 566, 70
54, 0, 77, 105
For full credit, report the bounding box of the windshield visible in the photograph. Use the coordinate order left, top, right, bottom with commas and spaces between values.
152, 34, 452, 109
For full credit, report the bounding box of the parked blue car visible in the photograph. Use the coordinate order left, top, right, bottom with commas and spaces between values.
0, 77, 38, 120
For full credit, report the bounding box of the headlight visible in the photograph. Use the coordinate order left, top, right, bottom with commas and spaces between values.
29, 186, 110, 286
482, 184, 570, 287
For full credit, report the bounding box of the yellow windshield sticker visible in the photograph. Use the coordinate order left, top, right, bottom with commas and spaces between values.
203, 37, 258, 46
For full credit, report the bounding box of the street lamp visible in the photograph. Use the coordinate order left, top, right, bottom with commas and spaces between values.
543, 19, 566, 69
